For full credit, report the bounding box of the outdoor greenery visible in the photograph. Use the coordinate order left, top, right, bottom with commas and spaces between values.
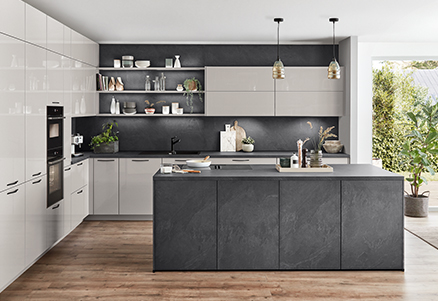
400, 100, 438, 197
89, 121, 119, 149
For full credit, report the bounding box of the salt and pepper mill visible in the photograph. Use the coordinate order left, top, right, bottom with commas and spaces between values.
302, 148, 308, 168
297, 139, 303, 167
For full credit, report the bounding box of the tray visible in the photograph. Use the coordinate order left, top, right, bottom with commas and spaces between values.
275, 164, 333, 173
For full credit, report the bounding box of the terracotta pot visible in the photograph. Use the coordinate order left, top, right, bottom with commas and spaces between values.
187, 80, 197, 91
404, 193, 429, 217
145, 108, 155, 115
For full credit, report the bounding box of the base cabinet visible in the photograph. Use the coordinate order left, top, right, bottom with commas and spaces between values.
119, 158, 161, 215
46, 201, 64, 248
71, 186, 88, 228
93, 158, 118, 214
0, 184, 25, 290
25, 175, 47, 266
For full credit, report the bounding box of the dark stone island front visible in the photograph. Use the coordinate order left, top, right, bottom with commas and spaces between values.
153, 164, 404, 271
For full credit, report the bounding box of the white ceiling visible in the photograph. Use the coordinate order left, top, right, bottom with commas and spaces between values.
23, 0, 438, 44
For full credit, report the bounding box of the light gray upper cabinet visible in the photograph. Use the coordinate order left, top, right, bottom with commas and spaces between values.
0, 0, 25, 40
25, 4, 46, 48
205, 67, 274, 116
93, 158, 119, 214
47, 16, 64, 55
275, 67, 344, 92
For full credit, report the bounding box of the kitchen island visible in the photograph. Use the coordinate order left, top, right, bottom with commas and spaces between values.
153, 164, 404, 271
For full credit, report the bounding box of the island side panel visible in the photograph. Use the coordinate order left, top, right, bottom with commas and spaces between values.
341, 180, 404, 270
217, 180, 279, 270
280, 180, 341, 270
153, 180, 217, 271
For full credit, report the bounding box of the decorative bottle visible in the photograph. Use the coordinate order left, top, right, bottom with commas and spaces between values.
154, 76, 160, 91
115, 100, 120, 114
291, 153, 299, 168
110, 96, 116, 114
145, 75, 151, 91
160, 73, 166, 91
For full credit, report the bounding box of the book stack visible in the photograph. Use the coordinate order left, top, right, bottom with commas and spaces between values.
96, 73, 109, 91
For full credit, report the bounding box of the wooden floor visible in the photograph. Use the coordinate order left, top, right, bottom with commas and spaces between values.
1, 215, 438, 300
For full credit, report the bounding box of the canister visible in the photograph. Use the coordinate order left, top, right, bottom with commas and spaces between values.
122, 55, 134, 68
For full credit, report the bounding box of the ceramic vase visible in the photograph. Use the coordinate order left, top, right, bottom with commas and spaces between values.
174, 55, 181, 68
310, 150, 323, 167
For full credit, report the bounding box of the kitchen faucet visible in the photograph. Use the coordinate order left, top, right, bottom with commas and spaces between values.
170, 136, 181, 155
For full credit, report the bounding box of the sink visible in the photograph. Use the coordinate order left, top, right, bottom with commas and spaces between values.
139, 151, 200, 155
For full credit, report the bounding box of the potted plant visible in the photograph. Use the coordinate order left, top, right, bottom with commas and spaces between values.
400, 100, 438, 217
306, 122, 337, 167
89, 121, 119, 153
144, 100, 166, 114
241, 136, 255, 152
183, 77, 203, 113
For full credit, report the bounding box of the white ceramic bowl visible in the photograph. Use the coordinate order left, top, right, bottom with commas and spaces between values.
186, 160, 212, 168
323, 144, 343, 153
324, 140, 341, 145
135, 60, 150, 68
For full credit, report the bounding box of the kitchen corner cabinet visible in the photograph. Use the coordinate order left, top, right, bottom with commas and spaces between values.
0, 184, 25, 290
0, 0, 25, 40
93, 158, 119, 214
25, 175, 47, 266
0, 33, 25, 192
119, 158, 161, 215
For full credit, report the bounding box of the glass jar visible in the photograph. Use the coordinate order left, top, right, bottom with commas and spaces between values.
122, 55, 134, 68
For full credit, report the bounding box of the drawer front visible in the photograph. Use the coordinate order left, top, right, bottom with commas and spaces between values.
210, 158, 276, 165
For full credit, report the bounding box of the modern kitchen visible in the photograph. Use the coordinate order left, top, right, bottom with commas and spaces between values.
1, 0, 438, 300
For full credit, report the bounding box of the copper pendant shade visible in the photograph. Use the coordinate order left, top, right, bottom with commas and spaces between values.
328, 17, 340, 80
273, 18, 285, 80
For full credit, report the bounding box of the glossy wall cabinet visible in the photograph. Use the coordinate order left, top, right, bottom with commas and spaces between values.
46, 16, 64, 55
0, 33, 25, 192
25, 4, 46, 48
0, 0, 25, 40
119, 158, 161, 215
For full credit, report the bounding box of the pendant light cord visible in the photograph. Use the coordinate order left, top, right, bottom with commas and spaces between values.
332, 20, 335, 59
277, 21, 280, 60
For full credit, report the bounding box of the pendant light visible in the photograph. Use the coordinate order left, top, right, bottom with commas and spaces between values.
272, 18, 285, 79
328, 17, 340, 79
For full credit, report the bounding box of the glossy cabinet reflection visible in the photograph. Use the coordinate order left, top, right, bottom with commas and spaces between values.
47, 50, 64, 105
0, 0, 25, 40
47, 16, 64, 55
0, 33, 25, 191
25, 4, 46, 48
25, 43, 47, 181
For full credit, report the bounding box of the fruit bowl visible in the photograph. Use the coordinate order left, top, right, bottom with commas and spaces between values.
323, 143, 343, 153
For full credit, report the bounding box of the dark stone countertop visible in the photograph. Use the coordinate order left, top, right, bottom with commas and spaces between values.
69, 150, 350, 165
153, 164, 404, 181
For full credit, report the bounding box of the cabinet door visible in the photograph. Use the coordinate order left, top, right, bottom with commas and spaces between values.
71, 30, 85, 64
63, 26, 71, 57
47, 16, 63, 55
0, 33, 25, 191
25, 175, 47, 266
0, 0, 25, 40
206, 92, 274, 116
71, 160, 88, 193
218, 180, 278, 270
206, 67, 273, 91
342, 180, 404, 270
46, 201, 64, 248
25, 4, 46, 48
93, 159, 118, 214
280, 180, 341, 270
47, 50, 63, 106
71, 186, 86, 228
276, 91, 344, 116
154, 180, 217, 271
0, 184, 25, 289
276, 67, 344, 92
25, 43, 47, 181
63, 165, 72, 235
119, 158, 161, 215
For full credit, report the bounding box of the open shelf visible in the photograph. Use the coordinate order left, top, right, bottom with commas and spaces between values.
97, 113, 205, 117
98, 90, 203, 94
99, 67, 205, 71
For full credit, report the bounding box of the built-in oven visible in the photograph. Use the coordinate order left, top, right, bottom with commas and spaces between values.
47, 106, 64, 208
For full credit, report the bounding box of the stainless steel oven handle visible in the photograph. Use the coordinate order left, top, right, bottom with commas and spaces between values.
48, 157, 66, 165
47, 116, 65, 120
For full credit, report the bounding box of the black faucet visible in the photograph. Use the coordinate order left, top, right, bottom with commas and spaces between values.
170, 136, 181, 155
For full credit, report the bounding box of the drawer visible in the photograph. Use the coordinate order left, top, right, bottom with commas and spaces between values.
210, 158, 276, 165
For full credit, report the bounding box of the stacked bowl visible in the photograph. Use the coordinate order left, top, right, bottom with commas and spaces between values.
123, 102, 137, 115
323, 140, 343, 153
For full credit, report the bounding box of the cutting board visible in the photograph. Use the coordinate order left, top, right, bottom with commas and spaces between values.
231, 121, 246, 151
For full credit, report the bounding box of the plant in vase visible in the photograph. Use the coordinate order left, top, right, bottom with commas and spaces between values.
183, 77, 203, 113
306, 121, 337, 167
89, 121, 119, 153
400, 99, 438, 217
144, 100, 166, 114
241, 136, 255, 152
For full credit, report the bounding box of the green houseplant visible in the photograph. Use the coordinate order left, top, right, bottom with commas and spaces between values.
241, 136, 255, 152
400, 100, 438, 217
183, 77, 203, 113
89, 121, 119, 153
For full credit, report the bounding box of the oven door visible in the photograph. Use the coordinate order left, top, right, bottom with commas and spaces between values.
47, 157, 64, 208
47, 117, 64, 151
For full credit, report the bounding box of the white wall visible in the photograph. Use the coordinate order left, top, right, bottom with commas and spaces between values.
356, 42, 438, 164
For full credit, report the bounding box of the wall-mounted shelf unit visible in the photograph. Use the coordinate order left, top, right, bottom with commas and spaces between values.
99, 67, 205, 71
97, 114, 205, 117
98, 91, 203, 94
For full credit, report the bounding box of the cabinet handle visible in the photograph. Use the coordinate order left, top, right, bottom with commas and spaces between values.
97, 159, 115, 162
232, 159, 250, 162
174, 160, 186, 162
132, 159, 149, 162
77, 190, 83, 194
7, 189, 19, 195
7, 180, 18, 186
65, 167, 71, 171
48, 157, 65, 165
52, 101, 60, 104
32, 172, 42, 177
77, 163, 83, 166
32, 179, 42, 184
52, 204, 60, 209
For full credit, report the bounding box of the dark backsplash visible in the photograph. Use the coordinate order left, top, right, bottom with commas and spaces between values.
75, 44, 339, 152
75, 116, 338, 152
